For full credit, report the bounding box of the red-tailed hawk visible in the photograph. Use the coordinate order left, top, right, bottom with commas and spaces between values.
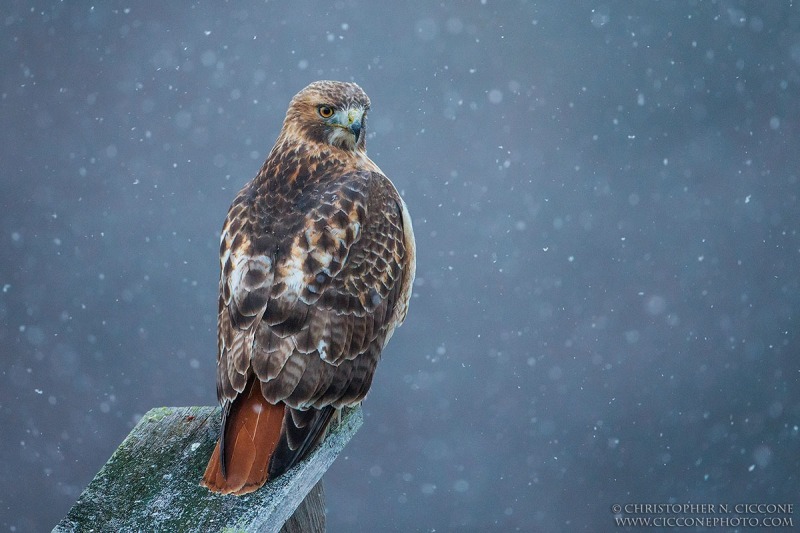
201, 81, 416, 495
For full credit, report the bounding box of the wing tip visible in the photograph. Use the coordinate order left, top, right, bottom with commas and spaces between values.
266, 405, 336, 480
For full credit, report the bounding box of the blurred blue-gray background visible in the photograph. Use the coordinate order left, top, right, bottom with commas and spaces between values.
2, 1, 799, 531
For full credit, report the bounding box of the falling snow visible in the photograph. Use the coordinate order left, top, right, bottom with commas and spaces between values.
2, 2, 799, 532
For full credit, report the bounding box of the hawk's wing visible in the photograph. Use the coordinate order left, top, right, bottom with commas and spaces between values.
204, 170, 411, 490
216, 168, 411, 408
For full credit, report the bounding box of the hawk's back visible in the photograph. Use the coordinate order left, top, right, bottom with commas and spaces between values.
202, 80, 415, 495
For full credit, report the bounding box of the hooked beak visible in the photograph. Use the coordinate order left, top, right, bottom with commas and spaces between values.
349, 119, 362, 142
334, 107, 364, 142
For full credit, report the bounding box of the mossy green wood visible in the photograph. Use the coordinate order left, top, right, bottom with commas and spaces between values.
53, 405, 363, 533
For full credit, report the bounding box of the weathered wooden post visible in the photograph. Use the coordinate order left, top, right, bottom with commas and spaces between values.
53, 405, 363, 532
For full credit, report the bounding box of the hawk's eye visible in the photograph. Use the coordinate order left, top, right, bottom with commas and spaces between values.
318, 105, 334, 119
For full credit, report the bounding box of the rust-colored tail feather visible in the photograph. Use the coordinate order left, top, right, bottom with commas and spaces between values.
201, 379, 284, 495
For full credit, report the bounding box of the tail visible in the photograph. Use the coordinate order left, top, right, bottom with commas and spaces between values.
201, 377, 336, 495
201, 377, 283, 495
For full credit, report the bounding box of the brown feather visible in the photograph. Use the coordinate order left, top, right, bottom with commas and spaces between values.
203, 80, 416, 495
267, 406, 335, 479
201, 378, 284, 495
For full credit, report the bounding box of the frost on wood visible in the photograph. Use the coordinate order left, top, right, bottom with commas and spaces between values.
53, 405, 363, 533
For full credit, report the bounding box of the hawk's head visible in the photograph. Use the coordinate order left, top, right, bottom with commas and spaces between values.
282, 81, 371, 152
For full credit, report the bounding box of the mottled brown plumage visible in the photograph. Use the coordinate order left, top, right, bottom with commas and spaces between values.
201, 81, 416, 495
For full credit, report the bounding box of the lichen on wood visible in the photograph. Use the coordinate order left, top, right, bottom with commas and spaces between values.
53, 405, 363, 533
